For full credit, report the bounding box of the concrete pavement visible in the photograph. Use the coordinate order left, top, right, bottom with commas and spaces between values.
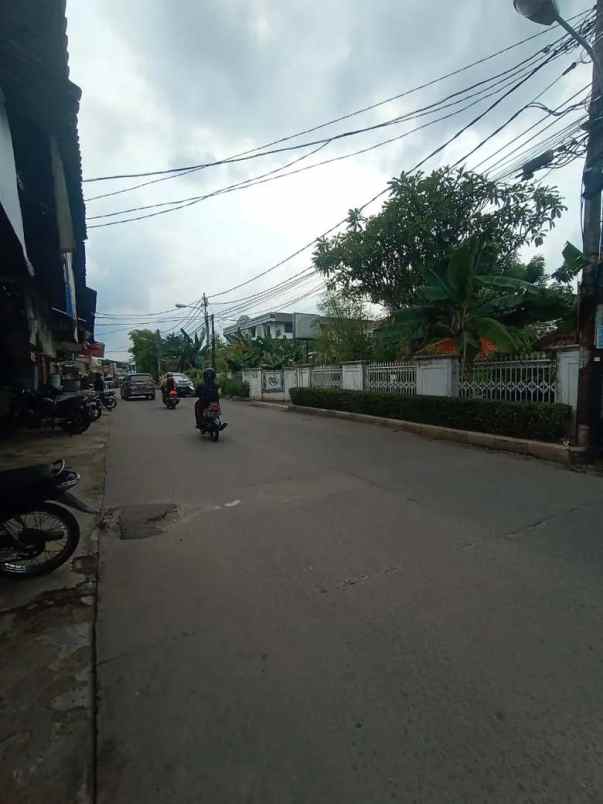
98, 398, 603, 803
0, 415, 108, 804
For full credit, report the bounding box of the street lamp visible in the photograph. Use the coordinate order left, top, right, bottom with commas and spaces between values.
513, 0, 601, 78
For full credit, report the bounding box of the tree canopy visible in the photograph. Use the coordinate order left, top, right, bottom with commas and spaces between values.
313, 168, 565, 311
316, 291, 374, 363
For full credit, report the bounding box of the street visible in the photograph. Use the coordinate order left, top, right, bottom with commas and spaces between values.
98, 399, 603, 804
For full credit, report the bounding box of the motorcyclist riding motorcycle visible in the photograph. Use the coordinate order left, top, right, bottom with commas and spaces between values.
162, 372, 176, 403
195, 368, 219, 429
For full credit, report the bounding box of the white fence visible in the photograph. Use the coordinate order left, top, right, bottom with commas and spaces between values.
242, 348, 579, 412
310, 365, 342, 389
367, 361, 416, 396
459, 353, 557, 404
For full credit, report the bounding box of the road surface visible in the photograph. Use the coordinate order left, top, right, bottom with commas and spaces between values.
98, 397, 603, 803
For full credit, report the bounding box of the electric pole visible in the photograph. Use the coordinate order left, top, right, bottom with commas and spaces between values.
155, 329, 161, 380
202, 293, 210, 349
576, 0, 603, 450
211, 314, 216, 369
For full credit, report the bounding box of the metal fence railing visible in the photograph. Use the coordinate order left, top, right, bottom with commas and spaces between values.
310, 366, 343, 389
367, 361, 417, 396
459, 353, 557, 404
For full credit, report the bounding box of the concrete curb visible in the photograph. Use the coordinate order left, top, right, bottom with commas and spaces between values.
245, 400, 290, 411
287, 404, 585, 465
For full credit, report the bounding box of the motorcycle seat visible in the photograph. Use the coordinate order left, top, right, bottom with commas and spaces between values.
0, 461, 64, 495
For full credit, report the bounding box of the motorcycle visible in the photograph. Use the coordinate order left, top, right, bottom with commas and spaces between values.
163, 388, 180, 410
100, 390, 117, 411
198, 401, 227, 442
0, 459, 96, 578
11, 387, 96, 435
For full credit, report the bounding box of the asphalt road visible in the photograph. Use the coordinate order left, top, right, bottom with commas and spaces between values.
98, 397, 603, 804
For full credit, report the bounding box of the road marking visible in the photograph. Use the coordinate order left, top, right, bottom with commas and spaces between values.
223, 499, 241, 508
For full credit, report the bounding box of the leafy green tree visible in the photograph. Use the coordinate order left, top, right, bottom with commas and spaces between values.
223, 332, 304, 370
129, 329, 160, 377
313, 168, 565, 310
316, 291, 373, 363
394, 240, 534, 364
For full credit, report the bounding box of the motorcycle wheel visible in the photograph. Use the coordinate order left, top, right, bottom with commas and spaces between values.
210, 429, 220, 442
106, 398, 117, 410
61, 412, 90, 435
0, 503, 80, 577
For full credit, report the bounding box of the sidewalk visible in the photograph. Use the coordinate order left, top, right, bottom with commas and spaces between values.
0, 415, 110, 804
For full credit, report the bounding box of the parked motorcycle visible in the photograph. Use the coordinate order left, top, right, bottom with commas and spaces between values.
0, 459, 96, 577
198, 401, 227, 442
11, 387, 96, 435
163, 389, 180, 410
100, 390, 117, 411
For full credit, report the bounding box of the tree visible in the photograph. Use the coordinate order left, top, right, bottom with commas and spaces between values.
313, 168, 565, 311
316, 291, 373, 363
223, 332, 304, 370
394, 239, 534, 364
129, 329, 160, 377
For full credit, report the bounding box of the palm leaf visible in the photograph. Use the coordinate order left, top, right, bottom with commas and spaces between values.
447, 240, 478, 304
472, 317, 516, 352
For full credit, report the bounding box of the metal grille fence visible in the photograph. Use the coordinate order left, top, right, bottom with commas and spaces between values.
459, 353, 557, 403
310, 366, 342, 389
367, 361, 417, 396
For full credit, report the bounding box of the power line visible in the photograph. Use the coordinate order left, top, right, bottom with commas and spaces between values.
88, 51, 562, 225
83, 7, 594, 186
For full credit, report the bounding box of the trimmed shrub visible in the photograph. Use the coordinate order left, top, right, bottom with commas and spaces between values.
221, 378, 250, 398
289, 387, 571, 443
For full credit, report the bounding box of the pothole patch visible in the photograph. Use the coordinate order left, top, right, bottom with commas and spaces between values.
118, 504, 179, 540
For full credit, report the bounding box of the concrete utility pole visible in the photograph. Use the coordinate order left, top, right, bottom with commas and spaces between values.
576, 0, 603, 450
202, 293, 210, 350
155, 329, 161, 380
211, 314, 216, 369
515, 0, 603, 452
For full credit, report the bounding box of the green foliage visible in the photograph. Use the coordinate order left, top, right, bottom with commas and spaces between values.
220, 378, 250, 398
289, 388, 571, 443
392, 239, 527, 362
553, 241, 588, 284
223, 332, 304, 370
316, 291, 373, 362
313, 168, 565, 310
129, 329, 210, 379
129, 329, 160, 378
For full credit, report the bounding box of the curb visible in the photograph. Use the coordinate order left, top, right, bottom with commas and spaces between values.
246, 400, 290, 411
287, 404, 585, 465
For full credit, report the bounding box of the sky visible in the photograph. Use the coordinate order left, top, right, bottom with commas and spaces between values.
64, 0, 592, 359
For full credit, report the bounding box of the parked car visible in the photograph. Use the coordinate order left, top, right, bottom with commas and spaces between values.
161, 373, 195, 397
121, 373, 156, 401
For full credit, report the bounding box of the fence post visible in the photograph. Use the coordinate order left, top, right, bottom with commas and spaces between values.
342, 361, 366, 391
556, 346, 580, 411
416, 356, 458, 397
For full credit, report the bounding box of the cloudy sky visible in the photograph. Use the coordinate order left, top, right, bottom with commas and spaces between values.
65, 0, 592, 358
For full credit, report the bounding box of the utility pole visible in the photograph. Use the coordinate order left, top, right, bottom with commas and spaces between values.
202, 293, 210, 349
210, 314, 216, 369
576, 0, 603, 450
155, 329, 161, 380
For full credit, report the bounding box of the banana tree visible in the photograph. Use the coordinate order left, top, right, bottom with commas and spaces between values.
394, 239, 534, 365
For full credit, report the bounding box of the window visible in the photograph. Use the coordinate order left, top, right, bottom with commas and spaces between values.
284, 322, 293, 333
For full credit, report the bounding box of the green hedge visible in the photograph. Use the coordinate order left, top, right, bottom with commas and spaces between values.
220, 378, 250, 398
289, 388, 571, 443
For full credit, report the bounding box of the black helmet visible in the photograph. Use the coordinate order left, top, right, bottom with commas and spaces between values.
203, 367, 216, 383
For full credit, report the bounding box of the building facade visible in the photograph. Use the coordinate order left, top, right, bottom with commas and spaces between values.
224, 312, 326, 342
0, 1, 95, 409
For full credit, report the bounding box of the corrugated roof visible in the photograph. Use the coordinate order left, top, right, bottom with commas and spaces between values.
0, 0, 86, 243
